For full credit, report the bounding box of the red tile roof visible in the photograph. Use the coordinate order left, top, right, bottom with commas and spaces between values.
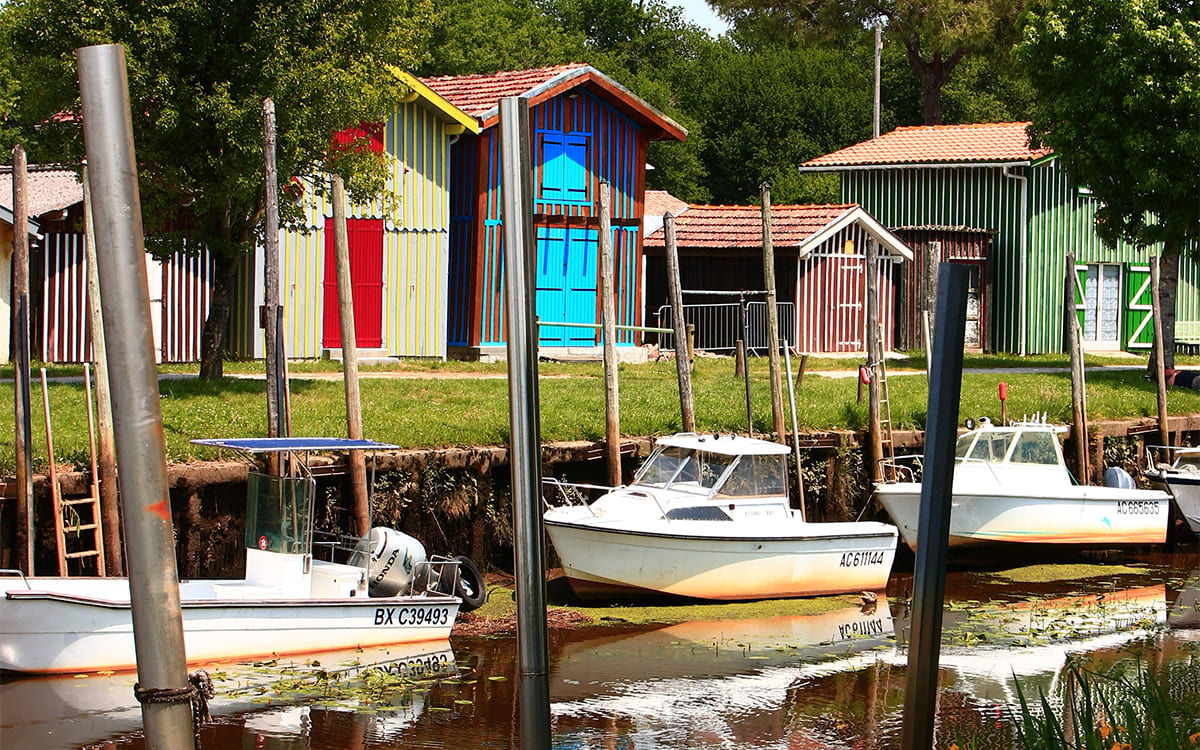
802, 122, 1052, 169
421, 65, 585, 120
644, 203, 856, 249
644, 189, 689, 217
420, 65, 685, 141
0, 166, 82, 217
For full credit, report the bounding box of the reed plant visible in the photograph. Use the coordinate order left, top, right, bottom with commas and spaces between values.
1012, 652, 1200, 750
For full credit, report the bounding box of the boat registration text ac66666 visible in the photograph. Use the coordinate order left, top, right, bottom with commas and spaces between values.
373, 606, 452, 626
1116, 499, 1161, 515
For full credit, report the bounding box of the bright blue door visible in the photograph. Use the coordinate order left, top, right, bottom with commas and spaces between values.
535, 226, 598, 346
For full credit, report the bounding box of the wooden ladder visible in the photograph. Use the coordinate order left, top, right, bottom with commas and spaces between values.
43, 367, 107, 576
873, 319, 897, 478
55, 495, 107, 576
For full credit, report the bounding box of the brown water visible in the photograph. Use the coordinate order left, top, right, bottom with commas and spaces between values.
4, 550, 1198, 750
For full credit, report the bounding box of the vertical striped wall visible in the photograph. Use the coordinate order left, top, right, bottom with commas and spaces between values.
796, 225, 898, 354
843, 161, 1199, 355
41, 232, 212, 363
842, 166, 1025, 353
1026, 159, 1199, 353
456, 89, 649, 348
255, 100, 454, 359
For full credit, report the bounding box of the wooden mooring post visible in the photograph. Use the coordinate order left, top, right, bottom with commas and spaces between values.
11, 144, 35, 574
761, 183, 786, 444
331, 175, 370, 537
663, 213, 695, 432
1064, 253, 1089, 483
597, 182, 621, 487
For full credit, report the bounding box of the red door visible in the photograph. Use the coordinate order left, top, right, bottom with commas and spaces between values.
322, 218, 384, 349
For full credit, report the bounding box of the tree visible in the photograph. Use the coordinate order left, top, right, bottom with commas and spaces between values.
418, 0, 582, 77
708, 0, 1025, 125
1015, 0, 1200, 367
5, 0, 433, 379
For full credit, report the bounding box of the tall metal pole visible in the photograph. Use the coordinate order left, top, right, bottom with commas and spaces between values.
83, 165, 123, 575
263, 99, 284, 447
900, 264, 969, 750
11, 144, 34, 574
499, 95, 552, 750
77, 43, 194, 748
663, 213, 695, 432
1151, 255, 1170, 449
331, 175, 371, 536
598, 182, 621, 487
760, 183, 786, 444
873, 21, 882, 139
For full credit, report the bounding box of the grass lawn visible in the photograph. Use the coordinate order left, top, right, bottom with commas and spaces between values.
3, 351, 1200, 473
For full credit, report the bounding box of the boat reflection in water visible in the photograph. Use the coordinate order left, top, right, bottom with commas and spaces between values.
0, 640, 455, 750
551, 598, 895, 747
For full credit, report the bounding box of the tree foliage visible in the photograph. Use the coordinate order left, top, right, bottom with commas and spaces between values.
709, 0, 1025, 124
3, 0, 434, 377
1015, 0, 1200, 365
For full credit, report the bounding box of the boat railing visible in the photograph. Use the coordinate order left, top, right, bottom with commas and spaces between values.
412, 556, 463, 597
1145, 444, 1200, 471
542, 477, 613, 515
878, 455, 922, 483
312, 529, 370, 565
0, 569, 31, 590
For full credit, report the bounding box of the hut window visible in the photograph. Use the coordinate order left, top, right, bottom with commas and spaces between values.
538, 130, 590, 205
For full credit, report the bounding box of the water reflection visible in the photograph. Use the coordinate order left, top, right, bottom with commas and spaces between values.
4, 557, 1199, 750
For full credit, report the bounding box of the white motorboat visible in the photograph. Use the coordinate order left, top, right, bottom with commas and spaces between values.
873, 417, 1171, 552
0, 438, 483, 674
1143, 447, 1200, 534
543, 432, 898, 601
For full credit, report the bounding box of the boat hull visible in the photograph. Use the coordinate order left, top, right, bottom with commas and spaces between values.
1147, 471, 1200, 534
875, 484, 1170, 552
544, 514, 897, 601
0, 577, 458, 674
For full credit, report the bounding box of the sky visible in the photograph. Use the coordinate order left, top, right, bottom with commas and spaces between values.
674, 0, 731, 37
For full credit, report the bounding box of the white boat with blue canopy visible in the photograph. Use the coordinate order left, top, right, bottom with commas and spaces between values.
0, 437, 479, 674
543, 432, 899, 601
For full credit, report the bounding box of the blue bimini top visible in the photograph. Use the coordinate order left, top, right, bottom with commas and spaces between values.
190, 437, 399, 453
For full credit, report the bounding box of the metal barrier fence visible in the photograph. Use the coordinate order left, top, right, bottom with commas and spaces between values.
655, 301, 795, 354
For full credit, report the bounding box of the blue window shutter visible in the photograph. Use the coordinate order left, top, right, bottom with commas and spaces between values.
540, 132, 566, 201
564, 135, 589, 203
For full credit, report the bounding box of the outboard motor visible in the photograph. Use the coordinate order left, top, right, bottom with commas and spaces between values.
361, 527, 428, 597
1103, 466, 1136, 490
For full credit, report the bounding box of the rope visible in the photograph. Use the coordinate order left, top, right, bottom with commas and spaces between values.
134, 670, 214, 748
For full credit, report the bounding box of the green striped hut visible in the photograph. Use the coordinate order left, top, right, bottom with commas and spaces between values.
801, 122, 1199, 355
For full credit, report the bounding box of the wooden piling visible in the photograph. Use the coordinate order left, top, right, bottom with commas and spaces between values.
11, 144, 34, 574
83, 167, 122, 574
263, 98, 284, 458
663, 213, 695, 432
761, 183, 786, 444
866, 238, 884, 482
597, 182, 621, 487
331, 175, 370, 536
1151, 255, 1170, 449
1064, 253, 1089, 483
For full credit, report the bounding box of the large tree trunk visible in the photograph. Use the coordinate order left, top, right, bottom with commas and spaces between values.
904, 42, 966, 126
1149, 241, 1182, 376
198, 253, 242, 381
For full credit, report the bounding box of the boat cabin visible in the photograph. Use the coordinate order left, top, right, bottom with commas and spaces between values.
620, 434, 794, 522
952, 419, 1071, 488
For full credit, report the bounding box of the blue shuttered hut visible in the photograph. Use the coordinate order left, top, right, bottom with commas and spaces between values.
420, 65, 687, 358
802, 122, 1200, 355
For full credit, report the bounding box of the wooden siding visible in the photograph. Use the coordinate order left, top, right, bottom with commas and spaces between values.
453, 89, 648, 348
40, 232, 212, 363
841, 167, 1025, 353
248, 100, 454, 359
796, 225, 898, 354
842, 161, 1199, 354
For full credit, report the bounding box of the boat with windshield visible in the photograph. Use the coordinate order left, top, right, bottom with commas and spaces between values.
873, 417, 1170, 552
543, 432, 898, 601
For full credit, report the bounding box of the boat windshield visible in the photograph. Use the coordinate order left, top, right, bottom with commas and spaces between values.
715, 454, 788, 497
635, 446, 738, 494
955, 433, 976, 459
1010, 430, 1060, 465
244, 472, 316, 554
966, 431, 1015, 463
